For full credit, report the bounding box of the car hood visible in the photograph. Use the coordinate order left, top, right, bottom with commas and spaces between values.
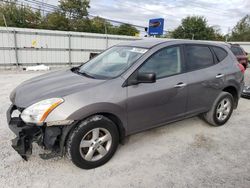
10, 69, 105, 108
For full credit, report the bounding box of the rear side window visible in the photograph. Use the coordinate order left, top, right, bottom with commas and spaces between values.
185, 45, 214, 71
212, 47, 228, 62
231, 46, 244, 56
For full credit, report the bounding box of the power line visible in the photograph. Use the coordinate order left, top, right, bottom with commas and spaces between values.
1, 0, 170, 34
16, 0, 154, 31
22, 0, 57, 11
31, 0, 58, 9
88, 14, 145, 29
0, 0, 54, 13
20, 0, 57, 12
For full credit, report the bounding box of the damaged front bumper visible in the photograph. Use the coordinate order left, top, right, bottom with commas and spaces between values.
7, 105, 76, 160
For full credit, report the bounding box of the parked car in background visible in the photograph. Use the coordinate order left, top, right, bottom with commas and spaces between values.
248, 54, 250, 65
229, 44, 248, 69
7, 39, 244, 169
242, 86, 250, 99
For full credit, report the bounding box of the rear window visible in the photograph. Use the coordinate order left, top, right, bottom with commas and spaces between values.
231, 46, 244, 56
212, 47, 228, 62
185, 45, 214, 71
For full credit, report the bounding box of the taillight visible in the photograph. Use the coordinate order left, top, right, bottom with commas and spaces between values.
237, 63, 245, 74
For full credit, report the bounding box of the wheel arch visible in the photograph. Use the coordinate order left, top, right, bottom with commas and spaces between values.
96, 112, 126, 143
222, 86, 239, 108
62, 112, 126, 151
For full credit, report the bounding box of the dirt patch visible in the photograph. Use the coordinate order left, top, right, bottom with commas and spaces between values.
191, 134, 215, 150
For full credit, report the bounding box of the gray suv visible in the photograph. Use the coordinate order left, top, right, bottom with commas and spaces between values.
7, 39, 244, 169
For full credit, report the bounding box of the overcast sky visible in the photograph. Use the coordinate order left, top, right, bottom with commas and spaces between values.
49, 0, 250, 34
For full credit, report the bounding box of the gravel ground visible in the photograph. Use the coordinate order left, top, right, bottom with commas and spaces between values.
0, 68, 250, 188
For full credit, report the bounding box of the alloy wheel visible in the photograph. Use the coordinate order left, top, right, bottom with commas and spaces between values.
79, 128, 112, 161
216, 98, 232, 121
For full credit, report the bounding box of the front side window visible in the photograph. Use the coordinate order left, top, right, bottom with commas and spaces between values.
185, 45, 214, 71
78, 46, 148, 79
138, 46, 182, 79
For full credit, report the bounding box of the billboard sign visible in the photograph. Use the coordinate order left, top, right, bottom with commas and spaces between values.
148, 18, 164, 35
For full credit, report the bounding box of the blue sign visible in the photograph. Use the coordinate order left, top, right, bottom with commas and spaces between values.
148, 18, 164, 35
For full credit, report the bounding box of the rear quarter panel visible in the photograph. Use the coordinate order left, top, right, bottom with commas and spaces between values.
224, 50, 245, 98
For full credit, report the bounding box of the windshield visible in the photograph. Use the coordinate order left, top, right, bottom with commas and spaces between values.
78, 46, 148, 79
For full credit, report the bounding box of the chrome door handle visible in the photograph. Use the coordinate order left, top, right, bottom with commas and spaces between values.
174, 83, 187, 88
216, 74, 224, 78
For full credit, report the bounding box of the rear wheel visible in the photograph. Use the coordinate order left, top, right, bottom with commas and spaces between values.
202, 92, 234, 126
67, 115, 119, 169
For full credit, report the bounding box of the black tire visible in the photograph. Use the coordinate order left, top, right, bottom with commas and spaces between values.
202, 92, 234, 126
66, 115, 119, 169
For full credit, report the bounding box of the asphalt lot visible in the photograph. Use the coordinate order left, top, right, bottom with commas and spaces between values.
0, 68, 250, 188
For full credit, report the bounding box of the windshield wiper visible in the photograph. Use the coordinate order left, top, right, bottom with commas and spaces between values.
79, 71, 96, 78
71, 67, 96, 79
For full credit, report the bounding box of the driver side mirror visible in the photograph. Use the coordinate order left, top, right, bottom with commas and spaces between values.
137, 72, 156, 84
125, 72, 156, 86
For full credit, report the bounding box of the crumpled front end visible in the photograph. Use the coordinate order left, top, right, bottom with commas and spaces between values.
7, 105, 75, 160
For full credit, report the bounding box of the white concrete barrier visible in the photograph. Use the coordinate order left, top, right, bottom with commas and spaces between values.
0, 27, 141, 66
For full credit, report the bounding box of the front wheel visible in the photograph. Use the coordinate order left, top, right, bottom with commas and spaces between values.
202, 92, 234, 126
66, 115, 119, 169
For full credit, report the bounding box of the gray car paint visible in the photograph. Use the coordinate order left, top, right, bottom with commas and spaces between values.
10, 69, 106, 107
10, 39, 244, 136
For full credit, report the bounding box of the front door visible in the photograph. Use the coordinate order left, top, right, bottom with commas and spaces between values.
126, 46, 188, 133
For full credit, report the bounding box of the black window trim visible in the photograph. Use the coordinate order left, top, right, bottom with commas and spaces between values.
211, 46, 228, 63
183, 44, 217, 73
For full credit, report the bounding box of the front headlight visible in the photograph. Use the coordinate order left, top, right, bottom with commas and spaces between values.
21, 98, 64, 125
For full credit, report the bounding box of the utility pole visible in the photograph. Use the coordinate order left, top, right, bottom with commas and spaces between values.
226, 27, 231, 42
42, 0, 45, 17
2, 13, 7, 28
104, 22, 108, 49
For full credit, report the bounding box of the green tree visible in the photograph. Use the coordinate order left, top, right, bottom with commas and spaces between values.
90, 17, 111, 33
171, 16, 219, 40
212, 25, 225, 41
59, 0, 90, 19
0, 2, 42, 28
0, 1, 139, 36
58, 0, 94, 33
69, 18, 92, 32
229, 15, 250, 41
42, 12, 70, 31
116, 24, 139, 36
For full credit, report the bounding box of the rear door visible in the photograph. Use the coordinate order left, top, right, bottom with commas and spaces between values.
184, 44, 226, 114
